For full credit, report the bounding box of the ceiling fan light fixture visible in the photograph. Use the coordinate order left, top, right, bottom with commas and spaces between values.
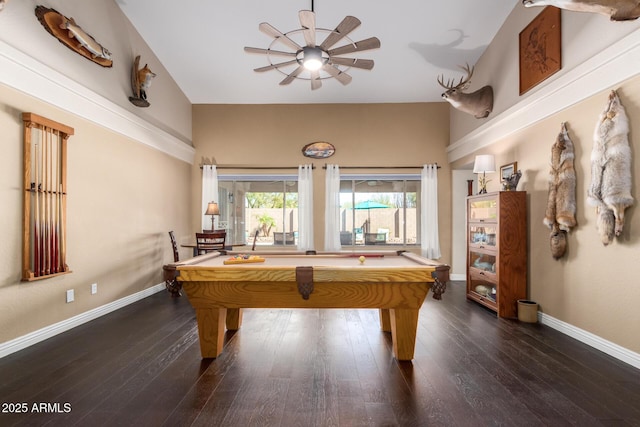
300, 46, 325, 71
245, 8, 379, 89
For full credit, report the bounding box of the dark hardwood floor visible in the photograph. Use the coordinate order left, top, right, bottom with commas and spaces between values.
1, 281, 638, 426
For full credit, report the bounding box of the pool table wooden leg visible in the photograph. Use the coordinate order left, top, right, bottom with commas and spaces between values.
379, 308, 391, 332
195, 307, 227, 358
226, 308, 243, 330
389, 308, 419, 361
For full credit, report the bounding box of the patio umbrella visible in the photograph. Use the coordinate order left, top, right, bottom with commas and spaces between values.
354, 200, 388, 230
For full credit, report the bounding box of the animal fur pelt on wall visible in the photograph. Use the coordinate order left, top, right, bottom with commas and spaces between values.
544, 122, 577, 259
587, 90, 634, 245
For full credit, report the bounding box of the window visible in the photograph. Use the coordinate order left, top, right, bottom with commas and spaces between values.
217, 176, 298, 246
339, 176, 420, 246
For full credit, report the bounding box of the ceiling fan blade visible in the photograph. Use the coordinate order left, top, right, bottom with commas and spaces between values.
328, 37, 381, 56
254, 59, 298, 72
280, 66, 305, 85
259, 22, 302, 51
322, 64, 352, 85
329, 57, 374, 70
319, 16, 361, 50
310, 70, 322, 90
244, 47, 297, 57
299, 10, 316, 47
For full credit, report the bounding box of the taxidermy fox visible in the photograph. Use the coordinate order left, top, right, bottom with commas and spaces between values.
544, 123, 577, 258
587, 90, 634, 245
136, 64, 156, 100
129, 55, 156, 107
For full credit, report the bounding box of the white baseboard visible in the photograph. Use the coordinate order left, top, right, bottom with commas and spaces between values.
539, 312, 640, 370
0, 283, 165, 359
450, 273, 466, 281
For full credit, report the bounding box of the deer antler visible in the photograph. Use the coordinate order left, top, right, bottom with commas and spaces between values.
437, 74, 458, 90
437, 63, 474, 90
457, 63, 474, 89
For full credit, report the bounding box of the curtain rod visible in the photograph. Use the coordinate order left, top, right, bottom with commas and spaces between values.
200, 165, 315, 170
322, 164, 440, 169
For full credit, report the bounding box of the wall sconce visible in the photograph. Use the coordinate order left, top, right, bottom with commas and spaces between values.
473, 154, 496, 194
204, 201, 219, 231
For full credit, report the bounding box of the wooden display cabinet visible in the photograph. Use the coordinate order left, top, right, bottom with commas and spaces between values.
466, 191, 527, 318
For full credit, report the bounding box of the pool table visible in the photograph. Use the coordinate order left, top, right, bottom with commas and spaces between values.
171, 250, 449, 361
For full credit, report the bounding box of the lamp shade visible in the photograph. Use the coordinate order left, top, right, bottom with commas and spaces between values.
204, 202, 220, 216
473, 155, 496, 173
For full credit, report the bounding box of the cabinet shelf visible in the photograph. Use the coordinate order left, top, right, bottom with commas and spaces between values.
466, 191, 527, 318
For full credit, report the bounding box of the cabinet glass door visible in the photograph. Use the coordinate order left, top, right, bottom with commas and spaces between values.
469, 199, 497, 221
469, 225, 497, 248
469, 250, 496, 273
469, 270, 497, 302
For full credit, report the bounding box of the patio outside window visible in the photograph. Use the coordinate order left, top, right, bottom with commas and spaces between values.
218, 176, 298, 246
339, 176, 420, 247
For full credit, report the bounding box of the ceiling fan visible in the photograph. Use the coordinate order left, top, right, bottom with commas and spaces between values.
244, 4, 381, 90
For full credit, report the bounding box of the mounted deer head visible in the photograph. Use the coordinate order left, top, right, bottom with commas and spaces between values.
437, 64, 493, 119
522, 0, 640, 21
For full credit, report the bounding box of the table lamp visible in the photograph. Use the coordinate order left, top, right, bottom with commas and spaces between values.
204, 201, 219, 231
473, 154, 495, 194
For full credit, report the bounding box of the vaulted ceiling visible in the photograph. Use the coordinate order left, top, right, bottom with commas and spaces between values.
117, 0, 517, 104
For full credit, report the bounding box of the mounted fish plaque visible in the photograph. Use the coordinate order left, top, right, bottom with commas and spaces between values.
302, 141, 335, 159
35, 6, 113, 68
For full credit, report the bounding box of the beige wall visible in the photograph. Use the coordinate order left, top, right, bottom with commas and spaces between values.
450, 6, 640, 141
0, 84, 192, 343
446, 6, 640, 357
192, 103, 452, 264
0, 0, 192, 142
452, 76, 640, 354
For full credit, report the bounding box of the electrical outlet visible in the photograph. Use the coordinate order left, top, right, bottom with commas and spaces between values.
66, 289, 74, 303
91, 283, 98, 295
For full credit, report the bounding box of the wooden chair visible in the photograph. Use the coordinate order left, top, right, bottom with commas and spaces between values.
196, 231, 226, 255
251, 229, 259, 251
164, 231, 182, 297
168, 230, 179, 262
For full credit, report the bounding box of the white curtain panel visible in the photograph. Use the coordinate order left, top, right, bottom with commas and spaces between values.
421, 164, 441, 259
297, 164, 314, 251
324, 164, 341, 251
201, 165, 218, 231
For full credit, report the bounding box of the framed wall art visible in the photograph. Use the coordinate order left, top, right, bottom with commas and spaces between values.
500, 162, 517, 182
302, 141, 335, 159
519, 6, 561, 95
